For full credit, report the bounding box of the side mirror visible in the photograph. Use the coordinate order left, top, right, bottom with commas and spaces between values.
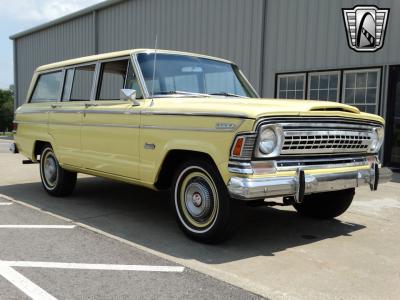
120, 89, 140, 106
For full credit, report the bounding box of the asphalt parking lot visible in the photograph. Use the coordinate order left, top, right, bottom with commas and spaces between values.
1, 137, 399, 300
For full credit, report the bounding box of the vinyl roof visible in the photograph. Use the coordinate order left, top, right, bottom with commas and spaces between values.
10, 0, 125, 40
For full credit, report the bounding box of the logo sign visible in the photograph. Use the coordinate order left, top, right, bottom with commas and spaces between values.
342, 5, 389, 52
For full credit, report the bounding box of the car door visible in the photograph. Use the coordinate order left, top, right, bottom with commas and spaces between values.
81, 58, 143, 179
48, 65, 95, 167
18, 71, 63, 159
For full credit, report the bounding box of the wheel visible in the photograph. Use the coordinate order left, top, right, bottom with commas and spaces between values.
293, 188, 355, 219
39, 146, 77, 196
171, 158, 240, 243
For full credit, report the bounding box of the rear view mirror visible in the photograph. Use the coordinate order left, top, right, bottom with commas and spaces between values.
120, 89, 140, 106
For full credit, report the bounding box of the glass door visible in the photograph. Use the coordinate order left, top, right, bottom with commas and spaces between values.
385, 66, 400, 168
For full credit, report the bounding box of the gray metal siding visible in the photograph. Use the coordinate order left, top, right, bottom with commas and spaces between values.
13, 0, 264, 107
262, 0, 400, 97
96, 0, 263, 90
14, 14, 95, 106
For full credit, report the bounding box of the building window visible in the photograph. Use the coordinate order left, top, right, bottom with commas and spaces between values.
277, 73, 305, 99
343, 69, 380, 114
308, 71, 340, 101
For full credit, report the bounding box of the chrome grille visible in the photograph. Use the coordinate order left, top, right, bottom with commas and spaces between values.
281, 130, 373, 154
241, 136, 257, 158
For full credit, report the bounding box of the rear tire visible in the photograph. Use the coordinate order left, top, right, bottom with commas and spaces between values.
39, 146, 77, 197
293, 188, 355, 219
171, 158, 240, 244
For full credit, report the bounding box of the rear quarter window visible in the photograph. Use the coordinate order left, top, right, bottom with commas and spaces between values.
30, 71, 62, 102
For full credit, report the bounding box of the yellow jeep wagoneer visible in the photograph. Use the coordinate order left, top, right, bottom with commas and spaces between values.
12, 49, 392, 243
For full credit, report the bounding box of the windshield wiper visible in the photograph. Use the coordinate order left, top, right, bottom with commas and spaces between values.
153, 90, 210, 97
209, 92, 245, 98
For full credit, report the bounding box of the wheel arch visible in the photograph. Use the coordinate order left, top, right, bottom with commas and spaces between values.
155, 150, 220, 190
32, 140, 52, 162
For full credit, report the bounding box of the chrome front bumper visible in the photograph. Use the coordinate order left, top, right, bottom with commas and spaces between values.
227, 165, 393, 201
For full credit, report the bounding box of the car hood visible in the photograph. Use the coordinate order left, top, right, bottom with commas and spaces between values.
147, 97, 384, 124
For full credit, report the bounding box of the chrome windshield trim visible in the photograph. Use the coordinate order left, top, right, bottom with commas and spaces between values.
131, 54, 150, 99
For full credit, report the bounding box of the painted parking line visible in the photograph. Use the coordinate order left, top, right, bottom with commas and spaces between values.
0, 260, 184, 300
0, 266, 56, 300
0, 203, 13, 206
0, 225, 76, 229
0, 260, 185, 273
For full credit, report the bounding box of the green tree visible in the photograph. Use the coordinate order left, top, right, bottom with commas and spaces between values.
0, 89, 14, 133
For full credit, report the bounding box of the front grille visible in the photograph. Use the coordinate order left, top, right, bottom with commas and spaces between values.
255, 118, 382, 156
281, 130, 372, 154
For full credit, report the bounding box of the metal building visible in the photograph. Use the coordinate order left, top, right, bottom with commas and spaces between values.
10, 0, 400, 168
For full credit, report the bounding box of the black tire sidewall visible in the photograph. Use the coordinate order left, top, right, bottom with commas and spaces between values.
39, 146, 76, 197
293, 188, 355, 219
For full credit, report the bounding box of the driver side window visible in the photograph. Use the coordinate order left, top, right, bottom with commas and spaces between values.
97, 59, 143, 100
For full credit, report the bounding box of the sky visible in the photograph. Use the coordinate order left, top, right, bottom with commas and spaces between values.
0, 0, 104, 89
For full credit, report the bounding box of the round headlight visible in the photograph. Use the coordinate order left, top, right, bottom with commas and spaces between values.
370, 127, 384, 152
259, 128, 277, 154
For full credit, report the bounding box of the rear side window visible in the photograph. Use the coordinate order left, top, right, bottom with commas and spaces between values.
70, 64, 96, 101
30, 71, 62, 102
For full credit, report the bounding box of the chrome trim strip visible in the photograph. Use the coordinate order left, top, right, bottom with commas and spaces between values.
15, 121, 47, 125
255, 117, 383, 131
228, 156, 372, 174
141, 125, 239, 132
82, 123, 139, 129
279, 122, 381, 131
16, 120, 236, 131
141, 111, 248, 118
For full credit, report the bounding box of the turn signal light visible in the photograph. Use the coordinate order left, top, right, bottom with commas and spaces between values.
232, 137, 244, 156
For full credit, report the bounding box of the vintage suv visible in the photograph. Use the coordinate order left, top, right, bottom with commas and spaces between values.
12, 49, 392, 243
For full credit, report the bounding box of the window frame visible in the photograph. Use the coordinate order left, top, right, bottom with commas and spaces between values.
307, 70, 341, 102
29, 70, 64, 103
94, 56, 146, 101
276, 73, 306, 99
275, 66, 383, 115
341, 68, 381, 114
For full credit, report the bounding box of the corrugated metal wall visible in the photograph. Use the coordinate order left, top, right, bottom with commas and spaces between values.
14, 14, 95, 104
13, 0, 400, 105
13, 0, 264, 107
262, 0, 400, 97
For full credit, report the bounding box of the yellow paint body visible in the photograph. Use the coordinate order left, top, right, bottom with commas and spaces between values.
13, 49, 385, 191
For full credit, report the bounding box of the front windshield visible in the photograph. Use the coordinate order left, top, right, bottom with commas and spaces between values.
137, 53, 256, 98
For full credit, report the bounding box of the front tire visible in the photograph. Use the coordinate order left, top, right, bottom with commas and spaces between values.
293, 188, 355, 219
40, 146, 77, 197
171, 158, 239, 243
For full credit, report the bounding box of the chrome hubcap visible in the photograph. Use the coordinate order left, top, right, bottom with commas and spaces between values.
43, 153, 58, 187
184, 181, 213, 222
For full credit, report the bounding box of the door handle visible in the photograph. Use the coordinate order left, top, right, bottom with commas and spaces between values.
51, 104, 61, 109
85, 103, 98, 108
